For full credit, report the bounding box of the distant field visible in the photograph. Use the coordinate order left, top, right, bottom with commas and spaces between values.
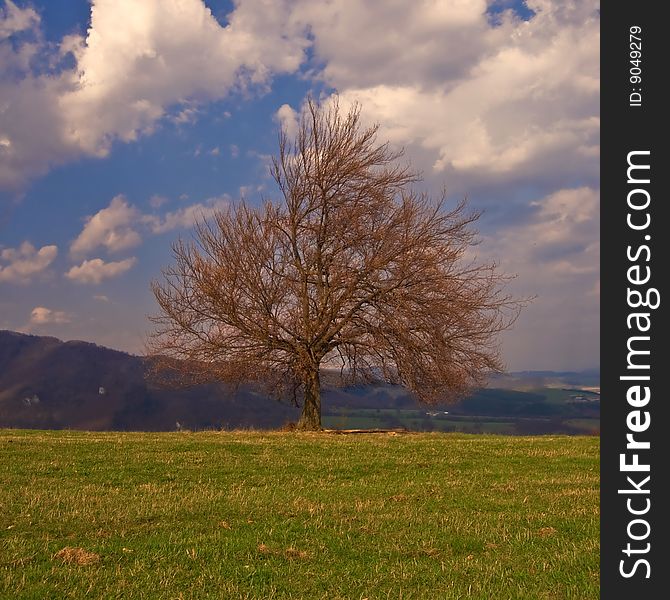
322, 406, 600, 435
323, 411, 521, 434
0, 430, 599, 599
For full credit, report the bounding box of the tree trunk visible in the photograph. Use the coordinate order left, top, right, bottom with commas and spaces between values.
297, 366, 322, 431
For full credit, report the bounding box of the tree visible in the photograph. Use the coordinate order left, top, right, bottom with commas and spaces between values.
148, 98, 525, 431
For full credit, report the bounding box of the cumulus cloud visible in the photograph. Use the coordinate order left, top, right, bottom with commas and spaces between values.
69, 194, 230, 259
58, 0, 308, 155
1, 0, 310, 189
2, 0, 598, 198
0, 0, 38, 39
142, 195, 229, 234
275, 104, 299, 138
289, 0, 599, 196
171, 106, 199, 125
70, 195, 142, 256
66, 257, 137, 284
0, 1, 79, 189
297, 0, 498, 89
0, 241, 58, 283
29, 306, 71, 325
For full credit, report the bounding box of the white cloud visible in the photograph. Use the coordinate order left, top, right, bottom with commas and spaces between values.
57, 0, 307, 155
0, 241, 58, 283
0, 0, 39, 39
289, 0, 599, 194
66, 257, 137, 284
69, 194, 230, 263
275, 103, 299, 138
1, 0, 310, 189
295, 0, 495, 89
0, 3, 79, 189
93, 294, 109, 302
1, 0, 598, 196
29, 306, 71, 325
143, 196, 229, 234
170, 105, 199, 125
70, 195, 142, 256
0, 71, 79, 190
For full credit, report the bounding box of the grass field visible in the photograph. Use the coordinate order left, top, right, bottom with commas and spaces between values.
0, 430, 599, 599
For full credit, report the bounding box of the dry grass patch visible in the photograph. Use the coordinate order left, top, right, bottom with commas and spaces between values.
283, 547, 309, 560
389, 493, 409, 502
257, 544, 309, 560
53, 546, 100, 566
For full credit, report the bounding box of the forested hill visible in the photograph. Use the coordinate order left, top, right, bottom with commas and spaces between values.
0, 330, 299, 430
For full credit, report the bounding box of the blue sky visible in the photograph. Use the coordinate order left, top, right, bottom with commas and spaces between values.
0, 0, 599, 371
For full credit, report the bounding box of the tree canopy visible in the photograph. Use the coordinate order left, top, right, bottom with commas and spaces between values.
148, 98, 525, 430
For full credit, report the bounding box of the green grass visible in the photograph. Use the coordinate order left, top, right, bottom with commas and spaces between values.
0, 430, 599, 599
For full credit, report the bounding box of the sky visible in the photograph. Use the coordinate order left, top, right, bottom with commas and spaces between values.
0, 0, 599, 372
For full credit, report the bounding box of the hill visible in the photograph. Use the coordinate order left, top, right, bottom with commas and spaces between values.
0, 330, 298, 431
0, 330, 599, 433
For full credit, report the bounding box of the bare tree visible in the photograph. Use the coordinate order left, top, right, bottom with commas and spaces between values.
148, 98, 525, 430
